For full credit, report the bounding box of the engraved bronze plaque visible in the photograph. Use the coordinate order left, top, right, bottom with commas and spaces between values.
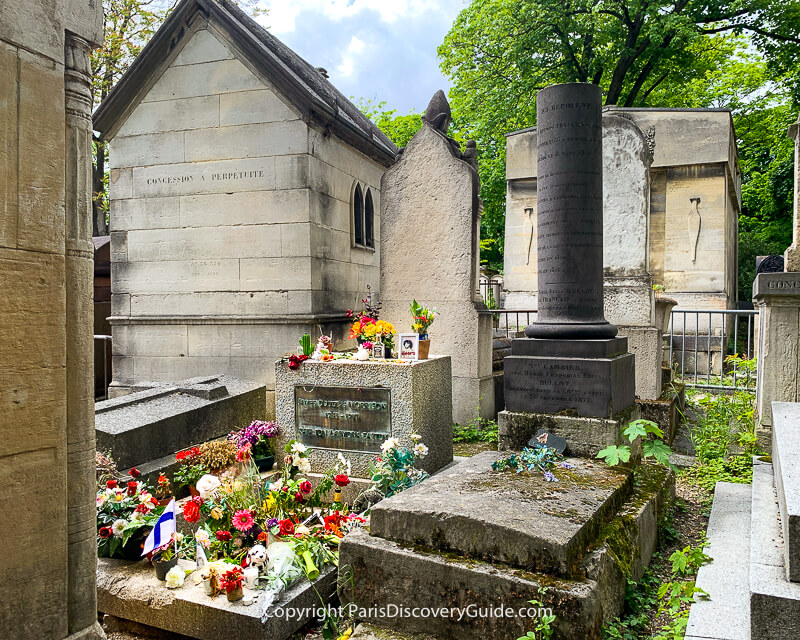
295, 386, 391, 453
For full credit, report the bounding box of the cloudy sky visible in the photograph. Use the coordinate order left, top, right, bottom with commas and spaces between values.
253, 0, 468, 115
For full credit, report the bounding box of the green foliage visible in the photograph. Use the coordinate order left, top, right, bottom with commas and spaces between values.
452, 418, 499, 444
369, 444, 429, 498
517, 589, 555, 639
354, 98, 423, 148
686, 390, 757, 462
598, 420, 675, 470
492, 445, 569, 478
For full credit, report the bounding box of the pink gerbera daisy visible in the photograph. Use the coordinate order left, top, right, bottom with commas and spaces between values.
232, 509, 254, 532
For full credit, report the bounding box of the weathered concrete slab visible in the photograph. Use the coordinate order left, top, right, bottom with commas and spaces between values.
95, 375, 265, 469
369, 451, 632, 577
771, 402, 800, 582
349, 623, 438, 640
97, 557, 336, 640
685, 482, 751, 640
341, 464, 672, 640
750, 461, 800, 640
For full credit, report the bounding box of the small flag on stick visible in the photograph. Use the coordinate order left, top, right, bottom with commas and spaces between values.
141, 499, 176, 556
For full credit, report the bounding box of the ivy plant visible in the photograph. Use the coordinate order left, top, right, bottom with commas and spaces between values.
597, 419, 676, 471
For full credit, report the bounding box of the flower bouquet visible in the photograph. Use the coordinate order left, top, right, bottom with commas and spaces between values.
410, 299, 436, 359
369, 435, 429, 498
228, 420, 279, 472
173, 447, 208, 493
352, 319, 396, 358
96, 471, 165, 560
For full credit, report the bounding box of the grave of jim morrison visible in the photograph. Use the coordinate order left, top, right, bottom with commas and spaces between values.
337, 84, 673, 640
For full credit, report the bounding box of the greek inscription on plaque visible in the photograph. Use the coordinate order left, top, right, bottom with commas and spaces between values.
295, 386, 391, 453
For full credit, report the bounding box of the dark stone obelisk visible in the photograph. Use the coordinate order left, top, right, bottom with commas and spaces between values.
526, 83, 617, 339
502, 83, 635, 429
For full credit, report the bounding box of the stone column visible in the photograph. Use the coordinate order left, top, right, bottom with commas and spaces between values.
526, 83, 617, 339
785, 116, 800, 271
64, 33, 104, 639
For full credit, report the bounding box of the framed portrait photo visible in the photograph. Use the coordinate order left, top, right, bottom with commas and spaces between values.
398, 333, 419, 361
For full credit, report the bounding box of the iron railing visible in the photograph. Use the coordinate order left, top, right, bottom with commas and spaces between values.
666, 309, 758, 392
479, 278, 502, 306
94, 334, 112, 400
478, 309, 537, 338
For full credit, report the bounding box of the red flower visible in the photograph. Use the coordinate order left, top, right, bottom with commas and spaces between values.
288, 354, 309, 370
127, 481, 138, 496
236, 444, 251, 462
106, 480, 118, 489
183, 501, 200, 524
216, 530, 232, 541
281, 486, 289, 492
299, 480, 312, 494
135, 503, 149, 514
158, 474, 168, 484
150, 497, 159, 507
129, 467, 141, 478
99, 526, 112, 539
232, 509, 254, 532
257, 531, 268, 542
191, 495, 204, 506
278, 519, 295, 536
334, 474, 350, 488
294, 491, 304, 503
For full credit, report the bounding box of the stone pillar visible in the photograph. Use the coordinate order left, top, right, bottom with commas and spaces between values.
785, 116, 800, 271
64, 33, 104, 638
501, 84, 636, 456
526, 83, 616, 339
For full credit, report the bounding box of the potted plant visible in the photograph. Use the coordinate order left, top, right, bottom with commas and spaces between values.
346, 286, 382, 346
173, 447, 208, 496
228, 420, 279, 472
410, 300, 437, 360
220, 565, 245, 602
151, 532, 188, 581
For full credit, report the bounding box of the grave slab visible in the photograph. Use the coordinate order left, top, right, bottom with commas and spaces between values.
369, 451, 632, 577
749, 461, 800, 640
771, 402, 800, 581
340, 464, 673, 640
95, 375, 266, 469
97, 557, 336, 640
685, 482, 751, 640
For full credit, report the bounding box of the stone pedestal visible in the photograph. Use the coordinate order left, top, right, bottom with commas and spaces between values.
274, 357, 453, 478
753, 273, 800, 446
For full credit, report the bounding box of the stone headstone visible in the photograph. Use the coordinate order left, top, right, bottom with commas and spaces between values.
529, 430, 567, 454
380, 92, 494, 425
785, 115, 800, 272
757, 254, 785, 274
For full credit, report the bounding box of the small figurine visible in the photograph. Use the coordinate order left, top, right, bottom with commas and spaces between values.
246, 544, 268, 574
312, 334, 333, 360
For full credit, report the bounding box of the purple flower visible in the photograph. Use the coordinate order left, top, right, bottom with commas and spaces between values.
543, 471, 558, 482
228, 420, 279, 448
559, 462, 574, 469
266, 518, 279, 530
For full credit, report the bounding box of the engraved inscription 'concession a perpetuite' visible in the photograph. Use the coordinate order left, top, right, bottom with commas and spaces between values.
295, 386, 391, 453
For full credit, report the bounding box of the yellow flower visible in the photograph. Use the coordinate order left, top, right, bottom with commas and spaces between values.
264, 495, 276, 513
210, 507, 223, 520
374, 320, 395, 335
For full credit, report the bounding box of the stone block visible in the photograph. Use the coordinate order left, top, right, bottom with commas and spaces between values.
117, 96, 220, 137
350, 623, 437, 640
219, 89, 299, 126
109, 168, 133, 200
452, 374, 496, 425
112, 259, 240, 294
274, 357, 453, 479
498, 407, 638, 459
184, 121, 307, 162
179, 189, 310, 227
274, 155, 309, 190
173, 29, 233, 66
618, 326, 663, 401
97, 557, 337, 640
369, 451, 632, 577
685, 482, 751, 640
637, 391, 682, 444
126, 224, 283, 262
239, 256, 312, 291
129, 291, 289, 317
110, 131, 186, 169
504, 351, 635, 418
0, 42, 18, 249
143, 58, 263, 103
95, 375, 266, 468
132, 158, 276, 198
771, 402, 800, 582
112, 324, 187, 357
110, 196, 181, 231
749, 461, 800, 640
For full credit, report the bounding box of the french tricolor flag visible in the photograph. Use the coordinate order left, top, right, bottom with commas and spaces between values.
141, 499, 176, 556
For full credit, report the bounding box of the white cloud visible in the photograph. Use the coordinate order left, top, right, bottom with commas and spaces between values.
255, 0, 467, 113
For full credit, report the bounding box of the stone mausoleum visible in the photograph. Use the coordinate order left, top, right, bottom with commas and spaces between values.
93, 0, 397, 407
504, 107, 741, 315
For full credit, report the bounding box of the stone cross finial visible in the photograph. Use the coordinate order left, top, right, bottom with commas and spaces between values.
785, 115, 800, 272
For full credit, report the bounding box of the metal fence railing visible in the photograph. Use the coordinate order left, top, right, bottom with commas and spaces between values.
666, 309, 758, 392
94, 334, 112, 400
479, 278, 502, 307
478, 309, 537, 338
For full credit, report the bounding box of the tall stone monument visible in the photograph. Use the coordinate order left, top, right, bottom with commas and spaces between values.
501, 84, 636, 454
754, 112, 800, 447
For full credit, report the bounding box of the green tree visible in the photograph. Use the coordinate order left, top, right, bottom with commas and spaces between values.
355, 98, 423, 148
439, 0, 800, 273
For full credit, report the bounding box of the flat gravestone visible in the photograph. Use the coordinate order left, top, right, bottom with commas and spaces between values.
369, 451, 632, 577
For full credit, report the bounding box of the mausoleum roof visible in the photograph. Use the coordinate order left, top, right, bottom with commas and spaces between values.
93, 0, 397, 166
